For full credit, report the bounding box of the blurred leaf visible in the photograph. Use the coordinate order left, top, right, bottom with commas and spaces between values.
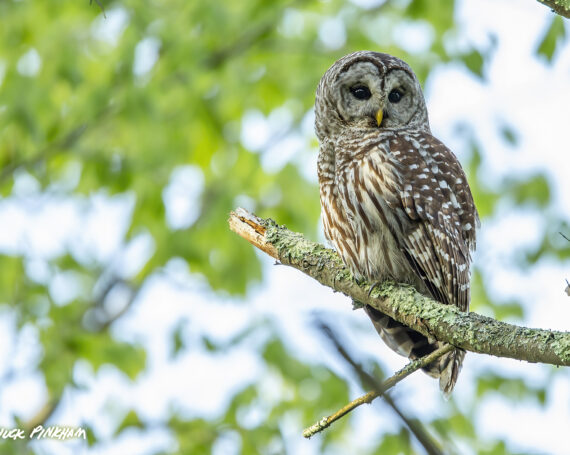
476, 373, 547, 405
465, 142, 499, 219
169, 415, 218, 454
536, 15, 566, 62
262, 337, 312, 382
171, 320, 186, 358
493, 300, 524, 321
461, 48, 485, 78
505, 173, 551, 207
40, 301, 146, 394
201, 335, 218, 352
377, 428, 412, 454
523, 221, 570, 264
499, 123, 519, 146
445, 411, 476, 439
406, 0, 454, 32
115, 410, 145, 436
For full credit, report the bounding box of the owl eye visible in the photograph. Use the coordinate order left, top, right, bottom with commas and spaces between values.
350, 86, 372, 100
388, 89, 403, 103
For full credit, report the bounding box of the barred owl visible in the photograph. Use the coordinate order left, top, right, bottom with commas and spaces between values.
315, 51, 479, 394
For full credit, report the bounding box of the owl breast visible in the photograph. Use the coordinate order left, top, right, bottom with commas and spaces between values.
318, 132, 422, 289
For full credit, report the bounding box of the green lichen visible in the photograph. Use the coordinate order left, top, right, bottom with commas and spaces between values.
539, 0, 570, 18
552, 335, 570, 363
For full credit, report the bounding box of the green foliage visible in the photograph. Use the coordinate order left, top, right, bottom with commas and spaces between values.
40, 300, 146, 395
505, 173, 551, 208
168, 415, 219, 454
499, 123, 519, 147
471, 270, 524, 320
0, 0, 566, 454
377, 428, 412, 453
524, 221, 570, 264
536, 15, 567, 61
115, 410, 145, 435
460, 49, 485, 79
464, 141, 500, 219
476, 373, 547, 405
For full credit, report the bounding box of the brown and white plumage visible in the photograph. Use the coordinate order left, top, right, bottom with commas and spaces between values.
315, 51, 479, 394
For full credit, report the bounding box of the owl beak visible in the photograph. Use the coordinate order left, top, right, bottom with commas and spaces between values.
375, 109, 383, 127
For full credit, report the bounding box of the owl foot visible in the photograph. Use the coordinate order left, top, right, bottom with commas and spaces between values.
368, 281, 382, 297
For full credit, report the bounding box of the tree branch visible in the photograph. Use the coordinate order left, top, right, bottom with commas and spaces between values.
228, 208, 570, 366
303, 321, 453, 445
538, 0, 570, 18
311, 320, 449, 454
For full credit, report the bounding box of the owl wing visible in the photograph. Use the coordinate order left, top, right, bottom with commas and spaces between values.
364, 132, 479, 311
396, 133, 478, 311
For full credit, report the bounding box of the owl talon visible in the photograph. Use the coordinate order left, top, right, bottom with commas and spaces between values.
368, 281, 381, 297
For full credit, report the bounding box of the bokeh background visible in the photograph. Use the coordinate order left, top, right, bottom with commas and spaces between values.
0, 0, 569, 454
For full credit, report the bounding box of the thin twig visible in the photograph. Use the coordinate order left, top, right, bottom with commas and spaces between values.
305, 322, 448, 454
559, 233, 570, 296
302, 342, 453, 438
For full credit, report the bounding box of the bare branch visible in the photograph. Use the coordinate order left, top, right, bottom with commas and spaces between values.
303, 348, 451, 438
228, 208, 570, 366
304, 321, 448, 454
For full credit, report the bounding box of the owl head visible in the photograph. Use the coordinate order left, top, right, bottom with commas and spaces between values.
315, 51, 430, 141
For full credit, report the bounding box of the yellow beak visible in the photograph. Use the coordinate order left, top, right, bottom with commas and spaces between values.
375, 109, 383, 127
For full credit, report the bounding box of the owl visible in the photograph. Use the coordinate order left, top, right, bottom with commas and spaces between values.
315, 51, 479, 395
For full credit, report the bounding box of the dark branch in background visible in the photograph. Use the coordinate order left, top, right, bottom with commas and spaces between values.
304, 320, 451, 454
23, 277, 140, 433
0, 103, 114, 185
204, 0, 305, 68
538, 0, 570, 18
228, 208, 570, 366
0, 124, 87, 185
205, 21, 274, 68
90, 0, 106, 18
561, 232, 570, 296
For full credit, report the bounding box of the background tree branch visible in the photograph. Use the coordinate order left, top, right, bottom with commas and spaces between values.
304, 320, 448, 454
229, 207, 570, 367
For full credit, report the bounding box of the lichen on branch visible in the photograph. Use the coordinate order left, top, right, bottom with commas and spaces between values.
229, 207, 570, 367
538, 0, 570, 19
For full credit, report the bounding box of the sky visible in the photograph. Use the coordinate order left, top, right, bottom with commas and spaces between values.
0, 0, 569, 454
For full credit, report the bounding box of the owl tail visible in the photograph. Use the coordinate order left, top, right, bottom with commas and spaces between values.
438, 347, 465, 398
364, 305, 464, 395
